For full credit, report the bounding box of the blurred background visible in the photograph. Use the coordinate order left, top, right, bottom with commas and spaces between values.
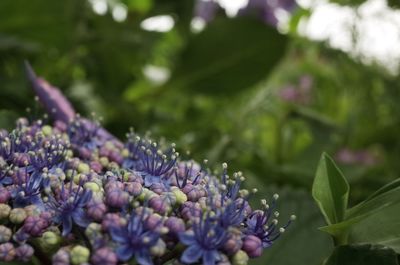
1, 0, 400, 264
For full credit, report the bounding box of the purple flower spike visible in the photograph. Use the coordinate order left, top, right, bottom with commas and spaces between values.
25, 62, 123, 148
24, 61, 75, 124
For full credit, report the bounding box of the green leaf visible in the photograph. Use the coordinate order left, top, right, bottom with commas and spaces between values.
165, 17, 288, 95
328, 0, 367, 6
324, 244, 399, 265
0, 110, 19, 131
388, 0, 400, 8
312, 153, 350, 226
320, 178, 400, 252
0, 0, 76, 49
125, 0, 153, 13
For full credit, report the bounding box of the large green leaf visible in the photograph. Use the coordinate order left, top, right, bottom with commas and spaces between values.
324, 244, 399, 265
312, 153, 350, 226
165, 17, 288, 95
0, 0, 77, 49
320, 178, 400, 252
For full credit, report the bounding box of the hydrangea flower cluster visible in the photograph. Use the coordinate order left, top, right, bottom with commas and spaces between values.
0, 63, 295, 265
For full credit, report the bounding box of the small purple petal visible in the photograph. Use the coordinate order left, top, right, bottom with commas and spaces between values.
179, 232, 196, 245
135, 250, 153, 265
203, 250, 218, 265
181, 245, 203, 264
116, 244, 133, 261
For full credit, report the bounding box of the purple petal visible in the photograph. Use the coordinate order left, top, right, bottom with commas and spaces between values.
135, 250, 153, 265
72, 209, 90, 227
24, 61, 75, 123
181, 245, 203, 264
179, 232, 197, 245
61, 216, 73, 236
116, 244, 133, 261
110, 227, 128, 243
203, 250, 218, 265
76, 190, 92, 206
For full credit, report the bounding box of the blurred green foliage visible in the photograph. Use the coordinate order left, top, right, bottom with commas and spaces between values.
1, 0, 400, 264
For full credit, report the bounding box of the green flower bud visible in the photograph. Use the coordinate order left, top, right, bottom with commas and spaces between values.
107, 162, 119, 170
77, 163, 90, 174
85, 223, 102, 238
171, 187, 187, 205
123, 171, 131, 182
121, 148, 130, 158
138, 188, 157, 201
42, 231, 60, 246
232, 250, 249, 265
99, 157, 109, 167
150, 239, 166, 257
66, 150, 74, 159
9, 208, 27, 224
73, 173, 87, 185
41, 125, 53, 136
84, 182, 100, 192
105, 141, 115, 150
70, 245, 90, 265
24, 205, 40, 217
91, 191, 104, 201
0, 204, 11, 220
0, 225, 12, 243
66, 169, 75, 180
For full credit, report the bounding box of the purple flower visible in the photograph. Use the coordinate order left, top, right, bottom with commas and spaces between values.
179, 212, 228, 265
136, 141, 178, 188
110, 210, 161, 264
28, 137, 68, 171
47, 182, 92, 236
174, 161, 203, 189
244, 196, 294, 248
12, 168, 49, 208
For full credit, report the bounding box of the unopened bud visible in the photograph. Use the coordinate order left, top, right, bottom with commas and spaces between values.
232, 250, 249, 265
9, 208, 27, 224
0, 226, 12, 243
0, 204, 11, 220
70, 245, 90, 265
150, 239, 166, 257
